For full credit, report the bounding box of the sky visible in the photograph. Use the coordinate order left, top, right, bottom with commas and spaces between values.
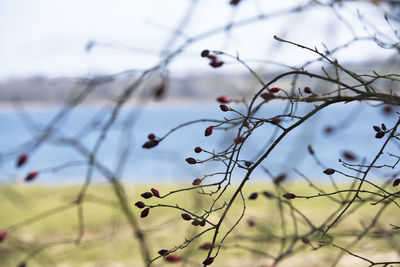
0, 0, 397, 80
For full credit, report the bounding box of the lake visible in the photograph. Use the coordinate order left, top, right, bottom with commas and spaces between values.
0, 100, 396, 185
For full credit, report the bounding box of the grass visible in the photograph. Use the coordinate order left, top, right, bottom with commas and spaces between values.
0, 182, 399, 267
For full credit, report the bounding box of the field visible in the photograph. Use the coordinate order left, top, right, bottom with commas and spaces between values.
0, 182, 399, 267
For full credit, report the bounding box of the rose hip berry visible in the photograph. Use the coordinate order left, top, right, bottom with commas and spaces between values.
205, 126, 213, 136
283, 193, 296, 200
165, 254, 181, 262
393, 179, 400, 186
248, 192, 258, 200
16, 154, 28, 168
181, 213, 192, 221
323, 168, 335, 175
186, 157, 197, 164
201, 50, 210, 57
217, 96, 231, 103
135, 201, 145, 209
304, 87, 312, 94
147, 133, 155, 140
192, 178, 202, 185
219, 104, 229, 112
270, 87, 280, 93
158, 249, 169, 256
151, 188, 160, 197
199, 242, 214, 250
25, 171, 39, 182
194, 147, 202, 153
141, 192, 153, 199
141, 208, 150, 218
0, 230, 8, 242
203, 257, 214, 265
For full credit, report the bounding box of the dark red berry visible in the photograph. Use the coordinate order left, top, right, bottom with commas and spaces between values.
158, 249, 169, 256
141, 192, 153, 199
381, 123, 387, 130
248, 192, 258, 200
234, 136, 245, 144
25, 171, 39, 182
375, 132, 385, 139
142, 139, 159, 149
165, 254, 181, 262
135, 201, 145, 209
271, 117, 281, 124
205, 126, 213, 136
219, 104, 229, 112
203, 257, 214, 265
148, 133, 155, 140
181, 213, 192, 221
201, 50, 210, 57
186, 157, 197, 164
16, 154, 28, 168
373, 125, 381, 132
194, 147, 202, 153
0, 230, 8, 242
153, 83, 166, 100
230, 0, 241, 5
199, 242, 214, 250
323, 168, 335, 175
382, 105, 393, 115
304, 87, 312, 94
192, 178, 201, 186
260, 92, 273, 100
393, 179, 400, 186
270, 87, 280, 93
151, 188, 160, 197
207, 55, 217, 61
209, 61, 224, 68
192, 220, 201, 226
283, 193, 296, 199
217, 96, 231, 103
342, 151, 357, 161
324, 126, 334, 134
247, 218, 256, 227
141, 208, 150, 218
263, 191, 274, 198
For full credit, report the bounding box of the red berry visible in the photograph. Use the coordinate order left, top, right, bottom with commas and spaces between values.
304, 87, 312, 94
205, 126, 213, 137
342, 151, 357, 161
25, 171, 39, 182
207, 55, 217, 61
192, 178, 202, 186
230, 0, 241, 5
194, 147, 202, 153
270, 87, 280, 93
217, 96, 231, 103
185, 157, 197, 164
158, 249, 169, 256
165, 254, 181, 262
260, 92, 273, 100
203, 257, 214, 265
323, 168, 335, 175
375, 132, 385, 139
283, 193, 296, 200
393, 179, 400, 186
201, 50, 210, 57
244, 161, 252, 167
141, 208, 150, 218
151, 188, 160, 197
0, 230, 8, 242
135, 201, 145, 209
219, 104, 229, 112
273, 173, 287, 185
247, 218, 257, 227
248, 192, 258, 200
209, 61, 224, 68
16, 154, 28, 168
181, 213, 192, 221
373, 126, 381, 132
141, 192, 153, 199
142, 139, 159, 149
381, 123, 387, 130
199, 242, 214, 250
148, 133, 155, 140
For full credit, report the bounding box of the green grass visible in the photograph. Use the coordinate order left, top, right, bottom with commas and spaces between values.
0, 182, 399, 267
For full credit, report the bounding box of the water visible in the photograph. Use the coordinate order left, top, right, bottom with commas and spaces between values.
0, 101, 396, 185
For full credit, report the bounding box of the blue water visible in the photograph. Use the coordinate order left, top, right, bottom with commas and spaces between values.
0, 101, 397, 185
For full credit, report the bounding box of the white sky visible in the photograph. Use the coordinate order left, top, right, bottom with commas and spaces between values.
0, 0, 397, 80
